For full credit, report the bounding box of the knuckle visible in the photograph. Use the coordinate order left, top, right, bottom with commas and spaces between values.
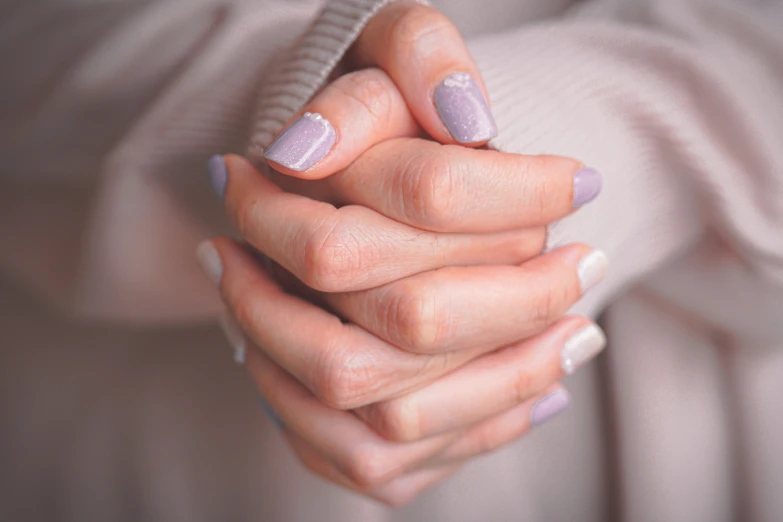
370, 398, 422, 443
345, 443, 393, 488
399, 150, 461, 229
389, 5, 455, 55
505, 228, 548, 263
231, 289, 262, 334
333, 69, 395, 130
387, 280, 449, 353
311, 344, 373, 410
510, 366, 537, 405
470, 427, 506, 456
302, 209, 363, 292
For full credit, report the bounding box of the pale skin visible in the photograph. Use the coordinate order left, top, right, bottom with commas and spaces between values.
199, 2, 606, 506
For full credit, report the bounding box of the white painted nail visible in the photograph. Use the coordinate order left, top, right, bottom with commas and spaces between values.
561, 324, 607, 375
577, 249, 608, 294
196, 240, 223, 287
219, 310, 246, 364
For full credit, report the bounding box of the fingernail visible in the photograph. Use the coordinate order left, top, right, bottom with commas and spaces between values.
530, 389, 571, 427
218, 311, 246, 364
264, 112, 336, 171
560, 324, 607, 375
196, 240, 222, 286
259, 397, 285, 430
206, 155, 228, 200
434, 72, 498, 143
572, 167, 602, 208
578, 249, 608, 293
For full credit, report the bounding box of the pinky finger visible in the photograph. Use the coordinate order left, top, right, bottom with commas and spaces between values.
434, 384, 571, 464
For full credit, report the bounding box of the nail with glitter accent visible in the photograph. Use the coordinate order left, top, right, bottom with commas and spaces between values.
560, 324, 607, 375
577, 249, 608, 294
530, 389, 571, 426
264, 112, 336, 171
259, 397, 285, 430
433, 72, 498, 143
206, 155, 228, 200
196, 240, 222, 287
218, 310, 246, 365
573, 168, 602, 208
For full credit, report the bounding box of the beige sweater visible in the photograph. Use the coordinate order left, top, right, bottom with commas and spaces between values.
1, 0, 783, 521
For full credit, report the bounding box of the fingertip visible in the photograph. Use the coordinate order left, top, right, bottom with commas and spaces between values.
264, 112, 337, 175
433, 72, 498, 144
572, 167, 603, 208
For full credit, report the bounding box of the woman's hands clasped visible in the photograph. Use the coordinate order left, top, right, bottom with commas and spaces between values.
198, 1, 606, 506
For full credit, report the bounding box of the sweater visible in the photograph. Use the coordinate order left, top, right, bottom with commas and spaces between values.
1, 0, 782, 520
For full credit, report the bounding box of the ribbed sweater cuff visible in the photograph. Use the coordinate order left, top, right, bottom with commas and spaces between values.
246, 0, 393, 164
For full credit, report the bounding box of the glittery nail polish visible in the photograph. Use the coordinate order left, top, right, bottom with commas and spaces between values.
264, 112, 336, 171
560, 324, 607, 375
577, 249, 608, 294
433, 72, 498, 143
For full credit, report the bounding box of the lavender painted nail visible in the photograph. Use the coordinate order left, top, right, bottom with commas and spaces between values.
206, 155, 228, 200
259, 397, 284, 430
264, 112, 336, 171
572, 168, 602, 208
433, 72, 498, 143
530, 389, 572, 427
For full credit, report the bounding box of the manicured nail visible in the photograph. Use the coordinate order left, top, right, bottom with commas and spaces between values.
560, 324, 607, 375
434, 72, 498, 143
264, 112, 336, 171
530, 389, 571, 426
572, 168, 602, 208
578, 249, 608, 293
218, 311, 246, 364
259, 397, 285, 430
206, 155, 228, 200
196, 240, 222, 286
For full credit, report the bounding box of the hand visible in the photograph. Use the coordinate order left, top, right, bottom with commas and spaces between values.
199, 145, 606, 504
199, 235, 605, 506
260, 1, 503, 180
200, 3, 606, 504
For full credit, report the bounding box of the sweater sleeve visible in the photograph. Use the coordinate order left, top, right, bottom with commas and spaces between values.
251, 0, 783, 320
467, 0, 783, 317
0, 0, 313, 321
0, 0, 398, 322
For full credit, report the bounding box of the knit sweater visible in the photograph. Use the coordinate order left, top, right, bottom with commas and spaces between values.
1, 0, 782, 521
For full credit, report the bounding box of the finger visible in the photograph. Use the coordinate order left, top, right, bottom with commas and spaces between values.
262, 68, 420, 179
220, 154, 545, 293
241, 333, 460, 489
325, 244, 609, 354
203, 237, 482, 410
284, 431, 459, 507
326, 138, 601, 233
354, 318, 603, 442
434, 384, 570, 464
352, 2, 496, 146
